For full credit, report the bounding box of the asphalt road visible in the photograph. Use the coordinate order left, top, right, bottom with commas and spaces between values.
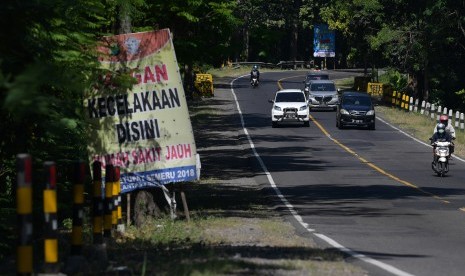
230, 70, 465, 276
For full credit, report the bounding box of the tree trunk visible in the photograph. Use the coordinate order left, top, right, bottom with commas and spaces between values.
117, 3, 163, 227
119, 9, 131, 34
291, 0, 301, 64
133, 190, 162, 227
423, 67, 429, 102
243, 23, 249, 61
290, 24, 298, 67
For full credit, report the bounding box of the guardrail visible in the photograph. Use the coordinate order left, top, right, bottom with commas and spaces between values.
15, 154, 125, 274
231, 61, 310, 69
367, 82, 465, 132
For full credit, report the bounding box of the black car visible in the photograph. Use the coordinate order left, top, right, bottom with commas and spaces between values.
336, 91, 376, 130
303, 71, 330, 94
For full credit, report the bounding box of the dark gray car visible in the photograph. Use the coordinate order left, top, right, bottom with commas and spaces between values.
336, 91, 376, 130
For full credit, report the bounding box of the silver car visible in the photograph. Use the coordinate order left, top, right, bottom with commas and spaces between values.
307, 80, 339, 111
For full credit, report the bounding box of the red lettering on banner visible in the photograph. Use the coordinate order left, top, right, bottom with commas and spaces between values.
144, 66, 156, 83
165, 144, 192, 160
155, 64, 168, 82
132, 147, 161, 165
93, 151, 130, 169
132, 64, 169, 84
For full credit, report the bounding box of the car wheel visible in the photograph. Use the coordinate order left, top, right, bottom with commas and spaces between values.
272, 121, 278, 128
303, 121, 310, 127
337, 120, 344, 129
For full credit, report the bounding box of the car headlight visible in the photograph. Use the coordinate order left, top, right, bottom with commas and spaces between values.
366, 110, 375, 116
329, 94, 339, 103
299, 105, 307, 111
308, 95, 316, 103
340, 109, 349, 115
274, 105, 282, 111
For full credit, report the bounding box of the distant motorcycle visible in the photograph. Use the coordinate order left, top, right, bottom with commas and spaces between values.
251, 77, 259, 88
431, 140, 451, 177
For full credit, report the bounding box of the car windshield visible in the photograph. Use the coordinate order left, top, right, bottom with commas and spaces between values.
310, 83, 336, 91
275, 92, 306, 102
343, 96, 371, 106
306, 74, 329, 81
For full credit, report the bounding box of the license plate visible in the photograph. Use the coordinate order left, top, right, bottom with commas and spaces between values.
353, 119, 363, 123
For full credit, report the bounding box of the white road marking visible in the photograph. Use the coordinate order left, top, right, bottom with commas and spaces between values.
229, 75, 415, 276
377, 117, 465, 163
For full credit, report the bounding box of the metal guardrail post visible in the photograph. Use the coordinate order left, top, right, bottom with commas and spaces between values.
430, 104, 436, 120
114, 167, 125, 233
43, 161, 59, 273
16, 154, 33, 275
111, 167, 118, 230
104, 165, 114, 238
71, 161, 85, 255
455, 111, 460, 128
92, 161, 104, 244
420, 101, 426, 115
460, 113, 464, 132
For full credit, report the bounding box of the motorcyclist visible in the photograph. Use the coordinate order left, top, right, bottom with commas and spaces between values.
430, 123, 453, 160
250, 65, 260, 84
433, 115, 456, 138
433, 115, 455, 156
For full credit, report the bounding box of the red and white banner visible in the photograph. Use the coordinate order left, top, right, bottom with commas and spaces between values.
85, 29, 198, 193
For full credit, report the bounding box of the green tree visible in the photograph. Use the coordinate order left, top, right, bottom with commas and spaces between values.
138, 0, 240, 66
320, 0, 384, 72
366, 0, 465, 104
0, 0, 114, 258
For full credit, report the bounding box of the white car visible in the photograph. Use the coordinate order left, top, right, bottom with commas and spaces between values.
307, 80, 339, 111
269, 89, 310, 128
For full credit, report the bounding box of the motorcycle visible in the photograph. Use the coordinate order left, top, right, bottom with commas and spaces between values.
250, 77, 259, 88
431, 140, 451, 177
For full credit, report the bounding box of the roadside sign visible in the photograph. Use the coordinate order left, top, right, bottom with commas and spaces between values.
313, 24, 336, 58
85, 29, 198, 193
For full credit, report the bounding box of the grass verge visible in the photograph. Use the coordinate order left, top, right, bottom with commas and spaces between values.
106, 180, 367, 275
376, 106, 465, 158
101, 82, 368, 275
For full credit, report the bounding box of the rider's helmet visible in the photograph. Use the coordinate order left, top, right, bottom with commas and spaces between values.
253, 65, 258, 71
437, 123, 446, 135
439, 114, 448, 126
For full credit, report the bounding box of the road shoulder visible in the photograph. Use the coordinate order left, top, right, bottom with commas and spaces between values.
185, 75, 368, 275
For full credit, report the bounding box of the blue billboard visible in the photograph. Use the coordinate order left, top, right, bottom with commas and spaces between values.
313, 24, 336, 57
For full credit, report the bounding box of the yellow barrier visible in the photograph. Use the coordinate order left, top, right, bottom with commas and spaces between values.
194, 73, 214, 97
367, 82, 383, 96
391, 91, 397, 106
389, 91, 410, 110
404, 94, 410, 111
354, 76, 371, 92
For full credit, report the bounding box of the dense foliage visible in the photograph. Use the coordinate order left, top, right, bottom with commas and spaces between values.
1, 0, 465, 260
